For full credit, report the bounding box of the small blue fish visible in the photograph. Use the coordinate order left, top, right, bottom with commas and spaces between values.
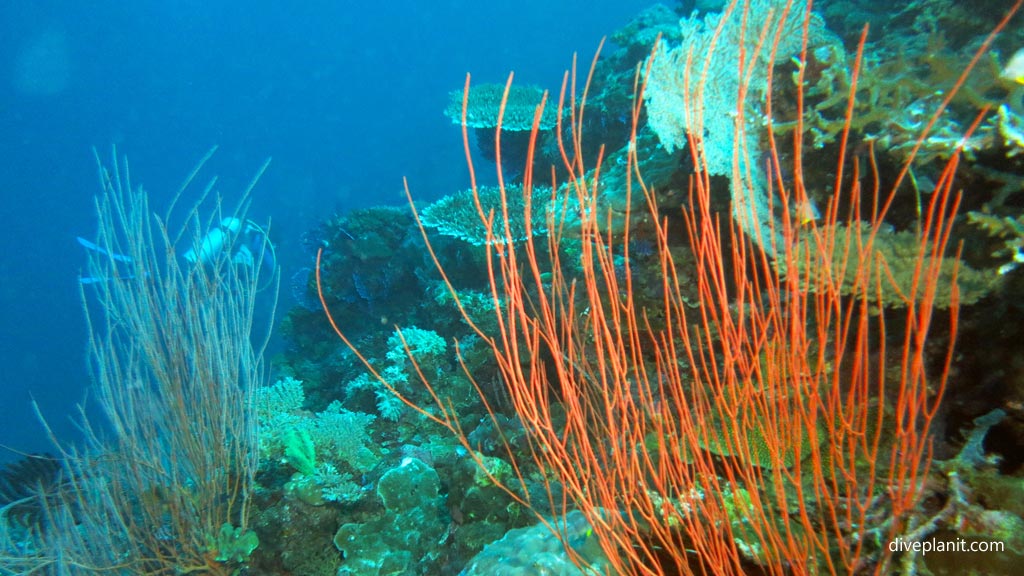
76, 236, 132, 263
78, 274, 137, 284
77, 236, 138, 284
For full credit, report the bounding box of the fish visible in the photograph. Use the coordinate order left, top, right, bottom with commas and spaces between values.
76, 236, 132, 263
77, 236, 137, 284
792, 197, 821, 226
78, 274, 136, 284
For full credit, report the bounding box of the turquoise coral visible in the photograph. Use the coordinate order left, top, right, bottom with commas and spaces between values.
257, 378, 378, 505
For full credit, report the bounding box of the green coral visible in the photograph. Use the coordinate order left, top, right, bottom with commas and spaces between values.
357, 366, 408, 423
343, 327, 453, 424
374, 387, 404, 421
391, 326, 447, 393
282, 428, 317, 476
257, 377, 307, 463
210, 523, 259, 565
257, 378, 378, 505
430, 281, 503, 335
259, 379, 377, 474
286, 462, 362, 506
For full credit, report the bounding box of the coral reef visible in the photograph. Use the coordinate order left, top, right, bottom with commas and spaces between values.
267, 3, 1024, 574
333, 458, 448, 575
896, 409, 1024, 573
251, 493, 344, 576
16, 4, 1024, 575
459, 510, 609, 575
257, 377, 377, 506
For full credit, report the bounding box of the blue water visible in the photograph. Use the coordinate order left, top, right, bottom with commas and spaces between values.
0, 0, 655, 462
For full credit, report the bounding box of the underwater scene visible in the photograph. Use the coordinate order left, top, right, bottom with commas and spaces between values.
3, 0, 1024, 574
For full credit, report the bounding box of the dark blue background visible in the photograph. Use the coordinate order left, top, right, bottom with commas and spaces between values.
0, 1, 657, 461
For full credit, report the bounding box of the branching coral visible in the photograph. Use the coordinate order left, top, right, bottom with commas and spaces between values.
787, 3, 1024, 165
258, 378, 377, 504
